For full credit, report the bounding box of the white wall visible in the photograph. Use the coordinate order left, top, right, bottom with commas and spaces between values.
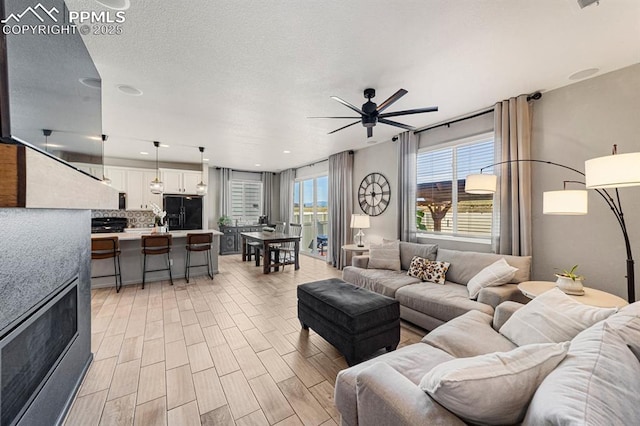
531, 64, 640, 300
353, 140, 398, 244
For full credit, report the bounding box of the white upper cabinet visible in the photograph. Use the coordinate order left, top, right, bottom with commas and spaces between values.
104, 166, 127, 192
160, 169, 202, 194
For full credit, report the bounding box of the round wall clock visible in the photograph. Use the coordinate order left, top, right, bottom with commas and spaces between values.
358, 172, 391, 216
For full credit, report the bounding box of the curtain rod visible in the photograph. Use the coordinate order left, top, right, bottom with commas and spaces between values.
295, 150, 353, 170
414, 92, 542, 135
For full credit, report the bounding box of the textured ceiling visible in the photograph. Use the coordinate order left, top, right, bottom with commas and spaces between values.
65, 0, 640, 171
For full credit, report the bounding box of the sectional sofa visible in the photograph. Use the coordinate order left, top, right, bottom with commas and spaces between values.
335, 291, 639, 425
342, 241, 531, 330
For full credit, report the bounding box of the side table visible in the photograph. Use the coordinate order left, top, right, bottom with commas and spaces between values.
518, 281, 628, 308
341, 244, 370, 270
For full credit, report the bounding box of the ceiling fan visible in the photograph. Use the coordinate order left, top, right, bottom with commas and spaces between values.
311, 88, 438, 138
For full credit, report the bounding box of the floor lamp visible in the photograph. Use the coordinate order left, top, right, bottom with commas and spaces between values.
465, 146, 640, 303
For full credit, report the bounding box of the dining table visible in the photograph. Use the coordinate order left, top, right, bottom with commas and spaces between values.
240, 231, 302, 274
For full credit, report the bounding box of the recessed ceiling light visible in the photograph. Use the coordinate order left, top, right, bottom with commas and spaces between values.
367, 140, 378, 144
283, 150, 291, 154
569, 68, 599, 81
203, 158, 210, 162
160, 144, 170, 148
117, 84, 143, 96
79, 77, 101, 89
95, 0, 130, 10
140, 151, 149, 155
255, 164, 261, 167
46, 143, 63, 148
87, 136, 101, 141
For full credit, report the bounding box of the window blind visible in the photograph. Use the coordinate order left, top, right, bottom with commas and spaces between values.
230, 180, 263, 223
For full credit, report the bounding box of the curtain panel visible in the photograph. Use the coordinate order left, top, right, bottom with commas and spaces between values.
262, 172, 273, 220
219, 167, 231, 218
279, 168, 295, 224
494, 95, 533, 256
328, 151, 354, 268
397, 131, 418, 242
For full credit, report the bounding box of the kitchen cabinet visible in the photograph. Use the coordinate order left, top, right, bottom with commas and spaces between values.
104, 166, 127, 192
218, 225, 266, 255
126, 169, 162, 210
161, 169, 202, 194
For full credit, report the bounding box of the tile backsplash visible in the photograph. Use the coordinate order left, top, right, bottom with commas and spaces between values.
92, 210, 155, 228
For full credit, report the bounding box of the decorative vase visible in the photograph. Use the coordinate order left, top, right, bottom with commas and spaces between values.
555, 274, 585, 295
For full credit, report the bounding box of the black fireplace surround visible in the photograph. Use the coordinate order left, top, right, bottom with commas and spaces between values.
0, 209, 92, 426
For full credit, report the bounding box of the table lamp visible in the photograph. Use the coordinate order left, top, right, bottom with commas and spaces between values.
350, 214, 370, 247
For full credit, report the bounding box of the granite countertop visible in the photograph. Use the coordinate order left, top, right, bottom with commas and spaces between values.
91, 229, 223, 240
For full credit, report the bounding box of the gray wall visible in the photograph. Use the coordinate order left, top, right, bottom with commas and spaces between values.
531, 64, 640, 300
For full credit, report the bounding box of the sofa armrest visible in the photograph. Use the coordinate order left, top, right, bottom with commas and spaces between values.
492, 301, 525, 331
352, 255, 369, 268
356, 363, 465, 426
477, 283, 530, 308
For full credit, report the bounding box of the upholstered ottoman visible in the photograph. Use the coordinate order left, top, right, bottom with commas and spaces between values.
297, 278, 400, 366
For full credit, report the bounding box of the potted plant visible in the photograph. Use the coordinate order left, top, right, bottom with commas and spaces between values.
555, 264, 585, 295
217, 215, 232, 228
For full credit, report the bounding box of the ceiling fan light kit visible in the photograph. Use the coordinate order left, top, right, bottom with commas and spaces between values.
314, 88, 438, 138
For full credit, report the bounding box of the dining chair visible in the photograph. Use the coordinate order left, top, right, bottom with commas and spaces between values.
277, 223, 302, 269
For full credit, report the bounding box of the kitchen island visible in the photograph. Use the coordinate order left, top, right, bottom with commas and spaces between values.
91, 229, 222, 288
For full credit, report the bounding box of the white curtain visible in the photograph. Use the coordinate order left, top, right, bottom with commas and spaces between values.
279, 168, 295, 224
397, 131, 418, 242
262, 172, 273, 221
219, 167, 231, 217
494, 95, 532, 256
328, 151, 354, 268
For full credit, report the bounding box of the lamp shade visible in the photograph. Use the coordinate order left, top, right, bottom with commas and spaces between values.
543, 190, 588, 215
350, 214, 370, 229
465, 174, 498, 194
585, 152, 640, 188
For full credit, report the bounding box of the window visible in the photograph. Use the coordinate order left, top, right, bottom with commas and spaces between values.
416, 135, 495, 239
230, 180, 263, 223
293, 175, 329, 258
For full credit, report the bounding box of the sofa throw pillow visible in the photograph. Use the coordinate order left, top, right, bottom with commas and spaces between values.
523, 322, 640, 426
407, 256, 430, 280
467, 258, 519, 299
420, 342, 569, 425
367, 240, 401, 271
499, 288, 617, 346
423, 260, 450, 285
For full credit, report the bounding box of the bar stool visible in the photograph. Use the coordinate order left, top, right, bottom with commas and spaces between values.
141, 234, 173, 289
91, 236, 122, 293
185, 232, 214, 283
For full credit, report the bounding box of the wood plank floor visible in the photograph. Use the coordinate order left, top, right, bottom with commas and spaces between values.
65, 254, 426, 426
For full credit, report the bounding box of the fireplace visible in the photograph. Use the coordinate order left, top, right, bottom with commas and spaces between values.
1, 279, 78, 426
0, 208, 92, 426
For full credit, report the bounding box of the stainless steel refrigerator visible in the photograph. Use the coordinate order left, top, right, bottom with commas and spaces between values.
163, 195, 203, 230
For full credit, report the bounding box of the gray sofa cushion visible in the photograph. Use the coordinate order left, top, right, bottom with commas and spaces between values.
477, 283, 530, 308
395, 281, 494, 323
342, 266, 421, 298
436, 248, 531, 285
400, 242, 438, 271
422, 310, 517, 358
335, 342, 454, 426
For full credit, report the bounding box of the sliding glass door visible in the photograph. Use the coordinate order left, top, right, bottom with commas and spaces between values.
293, 175, 328, 258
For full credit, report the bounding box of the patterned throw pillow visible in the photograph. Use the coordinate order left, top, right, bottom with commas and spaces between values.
424, 260, 451, 285
407, 256, 430, 280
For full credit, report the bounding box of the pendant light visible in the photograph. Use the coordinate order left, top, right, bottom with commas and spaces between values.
196, 146, 207, 195
101, 134, 111, 185
43, 129, 52, 153
150, 141, 164, 194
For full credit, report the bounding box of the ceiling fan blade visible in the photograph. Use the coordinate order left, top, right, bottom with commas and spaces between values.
376, 89, 408, 113
328, 120, 361, 135
330, 96, 365, 115
367, 127, 373, 138
378, 118, 416, 131
308, 116, 361, 119
379, 106, 439, 118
